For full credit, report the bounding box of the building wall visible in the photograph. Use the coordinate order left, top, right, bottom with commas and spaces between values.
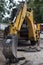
0, 23, 8, 30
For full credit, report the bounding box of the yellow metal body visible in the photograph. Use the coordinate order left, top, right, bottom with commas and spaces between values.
36, 23, 40, 40
10, 3, 27, 35
5, 2, 40, 42
26, 11, 36, 41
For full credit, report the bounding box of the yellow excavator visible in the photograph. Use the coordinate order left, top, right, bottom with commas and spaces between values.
2, 0, 40, 63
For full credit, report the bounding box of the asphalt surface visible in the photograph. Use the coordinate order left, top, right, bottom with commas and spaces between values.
0, 39, 43, 65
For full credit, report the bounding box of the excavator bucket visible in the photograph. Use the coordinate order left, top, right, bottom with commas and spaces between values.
2, 35, 18, 60
12, 35, 18, 58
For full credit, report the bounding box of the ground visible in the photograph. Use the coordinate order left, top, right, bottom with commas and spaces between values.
0, 39, 43, 65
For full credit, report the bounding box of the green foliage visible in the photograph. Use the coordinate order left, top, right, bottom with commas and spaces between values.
0, 0, 16, 23
27, 0, 43, 23
0, 0, 43, 23
0, 0, 5, 23
0, 0, 5, 11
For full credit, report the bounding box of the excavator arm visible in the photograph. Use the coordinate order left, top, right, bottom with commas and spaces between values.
9, 2, 27, 35
26, 10, 36, 41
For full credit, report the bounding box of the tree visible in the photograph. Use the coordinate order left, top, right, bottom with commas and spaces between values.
0, 0, 16, 23
27, 0, 43, 23
0, 0, 5, 23
33, 0, 42, 23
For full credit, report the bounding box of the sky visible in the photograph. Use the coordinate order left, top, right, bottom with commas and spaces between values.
16, 0, 22, 1
5, 0, 25, 4
14, 0, 25, 3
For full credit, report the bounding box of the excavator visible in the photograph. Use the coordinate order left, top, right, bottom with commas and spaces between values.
2, 0, 40, 63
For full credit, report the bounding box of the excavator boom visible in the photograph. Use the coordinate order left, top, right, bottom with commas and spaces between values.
10, 2, 27, 35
